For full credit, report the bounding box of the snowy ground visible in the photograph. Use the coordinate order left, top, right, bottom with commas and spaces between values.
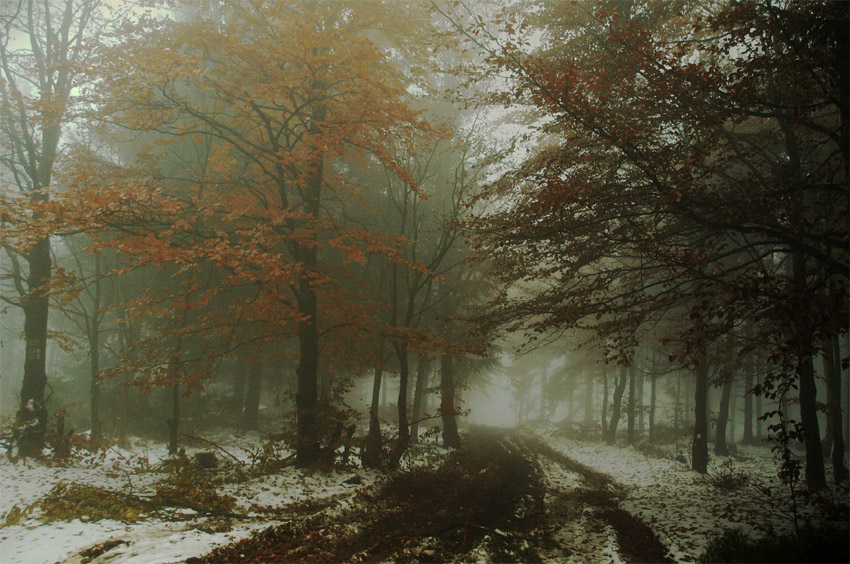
540, 424, 848, 562
1, 425, 846, 564
0, 432, 379, 564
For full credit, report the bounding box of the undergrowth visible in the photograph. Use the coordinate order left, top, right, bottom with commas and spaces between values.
698, 524, 849, 563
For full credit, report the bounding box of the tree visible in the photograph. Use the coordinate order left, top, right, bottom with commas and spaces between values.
0, 0, 103, 456
72, 1, 431, 465
454, 0, 847, 490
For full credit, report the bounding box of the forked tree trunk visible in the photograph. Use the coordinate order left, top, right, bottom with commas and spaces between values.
294, 137, 324, 467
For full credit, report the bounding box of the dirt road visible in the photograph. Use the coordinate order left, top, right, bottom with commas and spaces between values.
189, 427, 670, 563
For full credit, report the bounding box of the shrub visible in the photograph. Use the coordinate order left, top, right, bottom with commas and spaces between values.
698, 524, 849, 563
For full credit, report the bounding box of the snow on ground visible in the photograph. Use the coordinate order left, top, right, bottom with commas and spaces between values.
540, 425, 842, 562
0, 431, 378, 564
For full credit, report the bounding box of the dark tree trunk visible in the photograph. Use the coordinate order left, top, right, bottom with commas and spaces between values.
756, 369, 764, 439
90, 324, 101, 442
295, 306, 320, 466
607, 366, 628, 444
540, 370, 547, 420
825, 336, 848, 482
89, 256, 102, 443
627, 363, 636, 445
601, 365, 609, 438
243, 361, 262, 430
715, 376, 733, 456
584, 371, 593, 425
440, 354, 460, 449
364, 366, 383, 468
232, 371, 247, 421
293, 101, 324, 468
649, 373, 657, 443
799, 354, 827, 492
637, 368, 645, 437
410, 356, 429, 445
393, 344, 411, 460
16, 238, 51, 457
743, 356, 755, 444
693, 355, 709, 474
168, 382, 180, 455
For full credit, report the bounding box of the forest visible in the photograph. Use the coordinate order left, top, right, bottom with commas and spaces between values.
0, 1, 847, 563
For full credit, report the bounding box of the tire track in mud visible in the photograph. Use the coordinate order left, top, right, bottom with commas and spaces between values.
522, 434, 673, 564
187, 428, 671, 563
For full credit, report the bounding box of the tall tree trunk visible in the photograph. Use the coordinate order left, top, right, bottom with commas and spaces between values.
394, 343, 410, 458
168, 382, 180, 455
89, 255, 102, 443
627, 362, 636, 445
821, 346, 835, 457
232, 371, 247, 421
90, 323, 101, 442
584, 371, 593, 425
637, 367, 645, 437
364, 366, 384, 467
607, 366, 628, 444
243, 361, 262, 430
294, 137, 323, 467
693, 354, 709, 474
410, 356, 429, 445
540, 369, 547, 420
715, 376, 733, 456
799, 354, 827, 491
17, 238, 51, 457
649, 372, 657, 443
440, 354, 460, 449
601, 365, 609, 438
825, 336, 847, 482
743, 355, 755, 444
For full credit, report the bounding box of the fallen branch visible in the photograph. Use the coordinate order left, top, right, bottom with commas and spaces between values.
181, 434, 246, 466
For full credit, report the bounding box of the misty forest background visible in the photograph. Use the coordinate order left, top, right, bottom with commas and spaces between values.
0, 0, 847, 506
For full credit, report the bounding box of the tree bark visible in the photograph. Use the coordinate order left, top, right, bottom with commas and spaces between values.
825, 336, 848, 482
601, 364, 609, 438
410, 356, 429, 445
693, 354, 709, 474
715, 375, 733, 456
440, 354, 460, 449
743, 355, 755, 444
607, 366, 628, 444
649, 372, 657, 443
294, 128, 324, 467
393, 343, 411, 459
16, 238, 51, 457
168, 382, 180, 454
626, 360, 637, 445
364, 366, 384, 467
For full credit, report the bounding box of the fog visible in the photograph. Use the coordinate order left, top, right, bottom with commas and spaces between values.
0, 1, 847, 562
